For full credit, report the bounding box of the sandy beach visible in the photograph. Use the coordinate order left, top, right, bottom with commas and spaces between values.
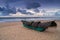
0, 21, 60, 40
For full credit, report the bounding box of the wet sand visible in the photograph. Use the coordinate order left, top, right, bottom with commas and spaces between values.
0, 21, 60, 40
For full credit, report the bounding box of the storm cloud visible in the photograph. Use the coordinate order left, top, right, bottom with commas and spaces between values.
0, 0, 60, 16
26, 2, 40, 9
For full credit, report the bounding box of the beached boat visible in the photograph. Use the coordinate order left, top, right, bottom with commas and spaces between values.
22, 20, 57, 32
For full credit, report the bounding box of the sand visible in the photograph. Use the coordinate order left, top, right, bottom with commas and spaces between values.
0, 21, 60, 40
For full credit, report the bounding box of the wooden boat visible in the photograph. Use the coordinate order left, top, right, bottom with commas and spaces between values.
22, 20, 47, 32
21, 20, 57, 32
49, 21, 57, 27
38, 21, 57, 28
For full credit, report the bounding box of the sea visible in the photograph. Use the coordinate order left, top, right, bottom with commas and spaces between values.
0, 17, 60, 22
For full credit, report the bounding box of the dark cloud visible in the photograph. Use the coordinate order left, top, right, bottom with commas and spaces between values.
33, 8, 40, 13
26, 2, 41, 9
18, 9, 26, 14
0, 7, 16, 16
0, 7, 5, 11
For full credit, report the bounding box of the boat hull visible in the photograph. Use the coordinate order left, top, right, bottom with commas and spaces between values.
23, 24, 46, 32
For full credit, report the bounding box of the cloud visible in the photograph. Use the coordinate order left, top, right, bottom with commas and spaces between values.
26, 2, 41, 9
33, 8, 40, 13
0, 0, 41, 14
9, 12, 26, 16
0, 7, 5, 11
9, 12, 41, 17
17, 9, 34, 15
6, 9, 60, 17
0, 12, 2, 15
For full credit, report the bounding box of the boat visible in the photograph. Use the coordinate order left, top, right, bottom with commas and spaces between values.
21, 20, 57, 32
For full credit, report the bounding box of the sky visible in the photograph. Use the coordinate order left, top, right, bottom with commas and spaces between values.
0, 0, 60, 9
0, 0, 60, 17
